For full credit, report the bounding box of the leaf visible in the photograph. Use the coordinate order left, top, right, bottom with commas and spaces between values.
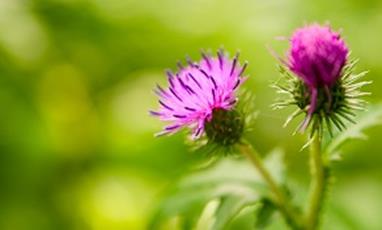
255, 198, 277, 229
325, 104, 382, 157
263, 148, 285, 184
213, 195, 258, 230
149, 149, 286, 230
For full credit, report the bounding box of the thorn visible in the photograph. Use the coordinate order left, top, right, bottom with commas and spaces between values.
266, 44, 289, 66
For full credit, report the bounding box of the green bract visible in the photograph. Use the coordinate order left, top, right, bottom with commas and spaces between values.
205, 108, 244, 147
272, 59, 371, 137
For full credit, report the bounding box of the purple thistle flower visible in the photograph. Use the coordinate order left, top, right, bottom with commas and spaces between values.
287, 24, 349, 130
151, 50, 248, 138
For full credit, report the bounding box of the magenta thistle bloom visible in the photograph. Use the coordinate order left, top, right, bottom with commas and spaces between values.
150, 50, 248, 139
288, 24, 349, 130
274, 23, 370, 136
289, 24, 348, 88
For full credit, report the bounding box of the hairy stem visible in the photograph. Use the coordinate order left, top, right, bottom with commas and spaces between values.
238, 143, 302, 229
305, 133, 328, 229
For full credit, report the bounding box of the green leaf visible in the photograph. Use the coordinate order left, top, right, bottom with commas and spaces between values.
213, 195, 258, 230
255, 198, 277, 229
325, 104, 382, 157
149, 149, 286, 230
263, 148, 285, 184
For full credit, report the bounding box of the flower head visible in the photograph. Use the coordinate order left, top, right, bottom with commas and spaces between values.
273, 24, 370, 136
288, 24, 348, 88
151, 50, 248, 143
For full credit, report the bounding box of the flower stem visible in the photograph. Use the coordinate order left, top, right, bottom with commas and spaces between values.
238, 143, 302, 229
305, 133, 328, 229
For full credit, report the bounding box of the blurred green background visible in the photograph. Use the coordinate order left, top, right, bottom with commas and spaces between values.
0, 0, 381, 229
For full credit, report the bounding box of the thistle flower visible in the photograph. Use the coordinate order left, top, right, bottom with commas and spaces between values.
289, 24, 348, 88
273, 24, 370, 136
150, 50, 249, 148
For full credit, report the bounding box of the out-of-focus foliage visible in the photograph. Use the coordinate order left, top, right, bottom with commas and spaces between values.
0, 0, 382, 229
149, 149, 284, 230
151, 101, 382, 229
325, 104, 382, 157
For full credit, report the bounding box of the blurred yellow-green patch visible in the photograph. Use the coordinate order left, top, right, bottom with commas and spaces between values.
0, 0, 381, 229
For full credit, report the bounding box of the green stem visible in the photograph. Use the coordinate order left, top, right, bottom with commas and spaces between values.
305, 133, 328, 229
238, 143, 302, 229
